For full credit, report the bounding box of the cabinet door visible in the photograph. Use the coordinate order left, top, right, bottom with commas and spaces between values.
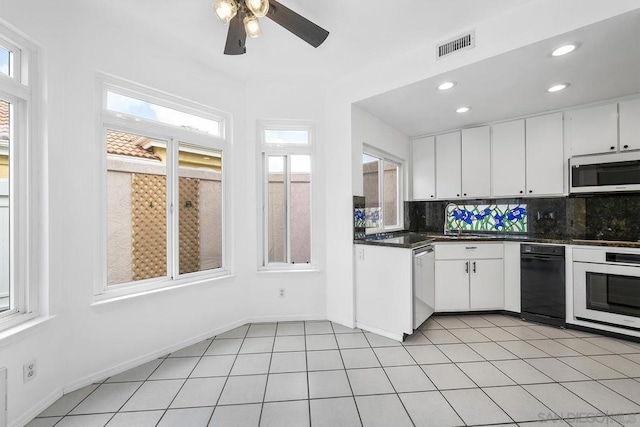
462, 126, 491, 198
435, 131, 462, 199
412, 136, 436, 200
491, 120, 526, 197
435, 259, 470, 311
525, 113, 564, 196
469, 259, 504, 310
567, 103, 618, 156
620, 98, 640, 152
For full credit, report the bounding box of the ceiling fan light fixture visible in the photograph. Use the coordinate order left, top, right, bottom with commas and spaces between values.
213, 0, 238, 24
245, 0, 269, 18
244, 14, 262, 38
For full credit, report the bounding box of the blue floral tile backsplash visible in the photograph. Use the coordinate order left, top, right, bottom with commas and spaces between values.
446, 203, 528, 233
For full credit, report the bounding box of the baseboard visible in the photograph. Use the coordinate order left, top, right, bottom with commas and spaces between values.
327, 315, 356, 329
355, 321, 403, 341
245, 314, 326, 324
10, 388, 62, 427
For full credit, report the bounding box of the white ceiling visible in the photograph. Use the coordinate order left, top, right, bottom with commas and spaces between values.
78, 0, 534, 83
355, 8, 640, 137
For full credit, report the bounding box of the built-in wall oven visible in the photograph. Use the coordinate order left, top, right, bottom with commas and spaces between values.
574, 247, 640, 330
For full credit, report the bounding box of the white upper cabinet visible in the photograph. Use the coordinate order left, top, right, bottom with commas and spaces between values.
567, 103, 618, 156
620, 98, 640, 152
461, 126, 491, 198
435, 131, 462, 199
491, 119, 526, 197
411, 136, 436, 200
525, 112, 564, 196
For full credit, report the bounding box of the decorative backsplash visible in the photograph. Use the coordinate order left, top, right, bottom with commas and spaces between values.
446, 203, 528, 233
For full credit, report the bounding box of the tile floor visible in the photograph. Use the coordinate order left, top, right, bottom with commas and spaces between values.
27, 314, 640, 426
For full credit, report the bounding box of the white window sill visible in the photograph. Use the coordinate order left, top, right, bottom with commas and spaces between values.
0, 315, 57, 351
91, 271, 234, 308
258, 265, 321, 273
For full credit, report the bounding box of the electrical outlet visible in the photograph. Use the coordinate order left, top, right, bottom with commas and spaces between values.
23, 359, 36, 383
358, 248, 365, 260
279, 288, 285, 298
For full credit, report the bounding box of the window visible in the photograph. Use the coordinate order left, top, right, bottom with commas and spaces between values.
100, 79, 229, 298
362, 149, 403, 232
260, 121, 314, 268
0, 27, 39, 330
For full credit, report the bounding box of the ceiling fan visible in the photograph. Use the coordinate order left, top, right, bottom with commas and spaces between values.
213, 0, 330, 55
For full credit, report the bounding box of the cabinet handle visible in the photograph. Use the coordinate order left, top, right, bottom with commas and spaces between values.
529, 190, 533, 193
465, 246, 477, 250
519, 190, 523, 194
463, 193, 467, 196
472, 261, 476, 273
624, 145, 629, 149
465, 261, 469, 273
611, 146, 616, 150
457, 194, 460, 197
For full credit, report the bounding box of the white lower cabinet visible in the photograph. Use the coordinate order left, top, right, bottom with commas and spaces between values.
435, 243, 504, 312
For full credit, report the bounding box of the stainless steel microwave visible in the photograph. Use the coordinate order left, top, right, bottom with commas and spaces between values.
570, 151, 640, 194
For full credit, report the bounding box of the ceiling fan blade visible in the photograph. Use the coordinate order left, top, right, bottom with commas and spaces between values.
224, 13, 247, 55
267, 0, 329, 48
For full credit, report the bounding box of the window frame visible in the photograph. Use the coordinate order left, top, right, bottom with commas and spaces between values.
259, 120, 316, 271
362, 145, 405, 234
0, 25, 40, 332
96, 75, 232, 300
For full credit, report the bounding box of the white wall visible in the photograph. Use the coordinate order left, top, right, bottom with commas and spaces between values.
351, 105, 410, 198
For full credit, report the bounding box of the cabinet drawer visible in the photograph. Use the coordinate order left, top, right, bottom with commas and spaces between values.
435, 243, 504, 260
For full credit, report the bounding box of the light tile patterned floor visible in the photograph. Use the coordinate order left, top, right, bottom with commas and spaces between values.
28, 315, 640, 426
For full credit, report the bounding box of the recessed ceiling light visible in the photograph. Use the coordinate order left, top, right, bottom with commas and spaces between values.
548, 83, 569, 93
438, 81, 456, 91
551, 43, 578, 57
456, 107, 471, 113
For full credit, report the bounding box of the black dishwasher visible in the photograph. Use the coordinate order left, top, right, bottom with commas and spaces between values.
521, 244, 566, 327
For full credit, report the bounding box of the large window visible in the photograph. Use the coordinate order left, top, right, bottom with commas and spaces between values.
260, 121, 314, 268
362, 149, 403, 232
100, 80, 229, 298
0, 27, 39, 330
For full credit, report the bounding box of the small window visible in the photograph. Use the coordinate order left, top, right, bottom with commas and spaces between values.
264, 129, 310, 145
0, 99, 10, 313
0, 45, 9, 77
106, 91, 221, 136
362, 151, 403, 232
260, 121, 314, 268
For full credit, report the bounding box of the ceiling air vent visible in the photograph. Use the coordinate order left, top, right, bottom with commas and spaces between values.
437, 31, 475, 59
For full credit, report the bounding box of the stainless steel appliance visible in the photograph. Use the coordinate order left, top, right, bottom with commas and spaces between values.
574, 247, 640, 329
521, 244, 566, 327
570, 151, 640, 194
413, 245, 435, 329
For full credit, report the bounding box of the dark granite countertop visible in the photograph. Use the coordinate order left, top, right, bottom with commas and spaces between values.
354, 232, 640, 249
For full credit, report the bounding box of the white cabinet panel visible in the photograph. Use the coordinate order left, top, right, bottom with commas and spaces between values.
620, 98, 640, 152
355, 245, 413, 340
567, 103, 618, 156
526, 113, 564, 196
412, 136, 436, 200
492, 120, 526, 197
436, 131, 461, 199
435, 259, 470, 311
436, 243, 503, 260
470, 259, 504, 310
462, 126, 491, 198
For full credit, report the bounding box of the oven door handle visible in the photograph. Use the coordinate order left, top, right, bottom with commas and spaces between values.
522, 255, 558, 261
